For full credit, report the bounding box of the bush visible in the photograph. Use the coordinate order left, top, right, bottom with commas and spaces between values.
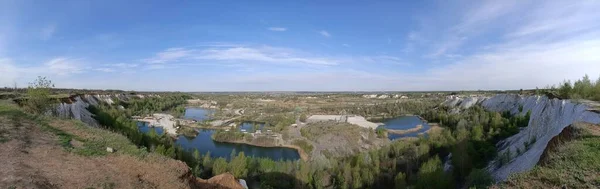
24, 76, 55, 114
292, 139, 314, 153
466, 169, 493, 188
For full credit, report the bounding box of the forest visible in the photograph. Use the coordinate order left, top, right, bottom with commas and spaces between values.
87, 94, 532, 189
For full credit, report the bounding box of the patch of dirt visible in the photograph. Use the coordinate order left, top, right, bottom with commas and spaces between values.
197, 173, 245, 189
0, 111, 242, 189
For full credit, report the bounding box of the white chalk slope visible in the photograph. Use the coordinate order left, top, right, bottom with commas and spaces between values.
444, 94, 600, 181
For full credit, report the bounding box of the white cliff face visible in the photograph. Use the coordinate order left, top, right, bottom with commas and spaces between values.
444, 94, 600, 181
55, 96, 100, 127
54, 94, 139, 128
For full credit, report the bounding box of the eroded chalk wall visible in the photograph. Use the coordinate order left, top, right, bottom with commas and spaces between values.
444, 94, 600, 181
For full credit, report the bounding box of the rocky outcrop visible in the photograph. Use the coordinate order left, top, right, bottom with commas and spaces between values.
443, 94, 600, 181
54, 94, 140, 127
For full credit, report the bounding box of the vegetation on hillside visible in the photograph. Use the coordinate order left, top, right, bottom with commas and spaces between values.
23, 76, 56, 114
555, 74, 600, 101
497, 124, 600, 188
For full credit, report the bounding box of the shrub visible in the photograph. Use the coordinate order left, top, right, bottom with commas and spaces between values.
24, 76, 55, 114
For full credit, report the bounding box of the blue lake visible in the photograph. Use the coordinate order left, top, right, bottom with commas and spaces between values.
137, 108, 300, 161
382, 116, 430, 140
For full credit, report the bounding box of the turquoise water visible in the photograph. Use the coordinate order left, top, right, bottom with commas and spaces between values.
137, 108, 300, 160
382, 116, 430, 140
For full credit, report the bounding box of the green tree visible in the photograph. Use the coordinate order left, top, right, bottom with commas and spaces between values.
299, 113, 308, 122
229, 152, 248, 178
416, 157, 453, 189
394, 172, 406, 189
155, 145, 166, 155
25, 76, 55, 114
212, 158, 228, 175
466, 169, 493, 188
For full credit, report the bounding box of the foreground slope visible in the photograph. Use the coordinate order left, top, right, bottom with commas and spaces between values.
0, 102, 243, 189
494, 122, 600, 188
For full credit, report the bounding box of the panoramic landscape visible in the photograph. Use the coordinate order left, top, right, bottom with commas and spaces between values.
2, 1, 600, 189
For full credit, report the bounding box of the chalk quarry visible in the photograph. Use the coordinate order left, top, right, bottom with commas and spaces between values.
444, 94, 600, 181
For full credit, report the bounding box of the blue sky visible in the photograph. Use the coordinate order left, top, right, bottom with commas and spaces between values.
1, 0, 600, 91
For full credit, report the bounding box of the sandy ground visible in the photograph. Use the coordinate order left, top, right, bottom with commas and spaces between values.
136, 113, 178, 135
387, 124, 423, 135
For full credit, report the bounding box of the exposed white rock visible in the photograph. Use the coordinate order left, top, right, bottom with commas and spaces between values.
55, 96, 100, 127
54, 94, 140, 128
443, 94, 600, 181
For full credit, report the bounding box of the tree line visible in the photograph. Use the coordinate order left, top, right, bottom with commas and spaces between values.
556, 74, 600, 101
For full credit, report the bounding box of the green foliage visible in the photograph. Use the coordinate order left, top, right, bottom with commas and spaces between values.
229, 151, 248, 178
212, 130, 247, 142
556, 74, 600, 100
375, 127, 387, 138
466, 169, 493, 188
394, 172, 407, 189
24, 76, 56, 114
292, 139, 314, 153
299, 113, 307, 122
212, 158, 228, 175
416, 156, 453, 189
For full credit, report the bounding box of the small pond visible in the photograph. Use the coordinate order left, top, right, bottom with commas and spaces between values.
382, 116, 430, 140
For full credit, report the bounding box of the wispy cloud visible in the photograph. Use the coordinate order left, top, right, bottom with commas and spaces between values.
109, 63, 138, 68
144, 48, 194, 64
319, 30, 331, 37
267, 27, 287, 32
506, 1, 600, 38
144, 46, 341, 66
45, 57, 84, 75
343, 44, 350, 47
94, 68, 115, 73
197, 46, 338, 65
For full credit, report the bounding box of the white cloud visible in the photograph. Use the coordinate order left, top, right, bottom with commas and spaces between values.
267, 27, 287, 31
44, 57, 84, 75
423, 36, 600, 90
319, 30, 331, 37
145, 46, 340, 66
507, 1, 600, 38
40, 24, 56, 41
144, 48, 194, 64
197, 46, 338, 65
109, 63, 138, 68
94, 68, 115, 72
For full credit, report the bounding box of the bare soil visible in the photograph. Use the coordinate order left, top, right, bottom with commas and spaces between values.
0, 107, 243, 189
